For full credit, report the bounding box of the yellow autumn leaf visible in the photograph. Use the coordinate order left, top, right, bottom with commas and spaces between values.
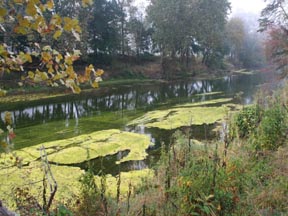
78, 75, 87, 83
52, 49, 59, 55
42, 45, 52, 51
74, 25, 82, 33
4, 112, 12, 125
42, 52, 52, 62
28, 71, 35, 79
48, 66, 54, 73
56, 53, 63, 63
82, 0, 93, 8
50, 14, 62, 26
63, 17, 80, 32
35, 69, 41, 75
13, 0, 23, 4
65, 55, 73, 65
91, 81, 99, 88
66, 66, 77, 79
60, 63, 66, 70
63, 17, 73, 31
30, 0, 40, 3
34, 74, 42, 82
39, 4, 45, 12
71, 84, 81, 94
26, 2, 37, 16
0, 8, 7, 17
18, 16, 30, 27
53, 74, 61, 81
0, 45, 5, 55
53, 29, 62, 40
25, 53, 32, 63
31, 16, 46, 31
66, 65, 74, 75
14, 26, 27, 35
40, 72, 49, 81
85, 65, 92, 77
95, 69, 104, 76
46, 0, 54, 11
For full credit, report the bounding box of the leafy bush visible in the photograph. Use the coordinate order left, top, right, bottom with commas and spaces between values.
234, 105, 262, 138
74, 169, 104, 216
255, 105, 287, 150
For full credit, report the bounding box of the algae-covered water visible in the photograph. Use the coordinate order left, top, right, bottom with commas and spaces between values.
0, 72, 274, 174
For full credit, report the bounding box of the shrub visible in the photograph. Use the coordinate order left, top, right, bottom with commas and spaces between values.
234, 105, 262, 138
255, 104, 287, 150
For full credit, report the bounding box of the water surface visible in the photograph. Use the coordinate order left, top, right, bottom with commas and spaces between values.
0, 72, 274, 174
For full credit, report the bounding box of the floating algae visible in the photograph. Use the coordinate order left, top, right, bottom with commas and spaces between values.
0, 160, 153, 210
0, 129, 153, 166
128, 99, 233, 130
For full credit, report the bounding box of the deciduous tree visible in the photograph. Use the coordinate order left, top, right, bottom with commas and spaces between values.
0, 0, 102, 97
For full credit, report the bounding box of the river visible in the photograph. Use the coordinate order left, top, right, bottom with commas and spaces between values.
0, 71, 275, 175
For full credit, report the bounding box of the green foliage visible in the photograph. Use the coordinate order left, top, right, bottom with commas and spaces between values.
147, 0, 230, 68
234, 105, 262, 138
233, 101, 287, 151
254, 104, 287, 150
51, 205, 73, 216
169, 131, 241, 216
79, 169, 98, 195
76, 169, 103, 216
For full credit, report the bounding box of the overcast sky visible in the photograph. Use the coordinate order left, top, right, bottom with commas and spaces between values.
230, 0, 267, 15
134, 0, 268, 16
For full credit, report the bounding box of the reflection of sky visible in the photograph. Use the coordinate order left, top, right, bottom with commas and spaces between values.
0, 73, 272, 129
244, 97, 252, 105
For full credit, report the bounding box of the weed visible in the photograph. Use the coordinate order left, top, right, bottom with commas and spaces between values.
234, 105, 262, 138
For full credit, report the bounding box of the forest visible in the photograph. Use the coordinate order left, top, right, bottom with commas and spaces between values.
0, 0, 287, 215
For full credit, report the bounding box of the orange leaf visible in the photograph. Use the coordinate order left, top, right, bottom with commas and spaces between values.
95, 69, 104, 76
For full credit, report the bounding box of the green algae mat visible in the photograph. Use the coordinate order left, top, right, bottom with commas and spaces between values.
128, 99, 234, 130
0, 161, 153, 210
0, 129, 153, 167
0, 129, 154, 210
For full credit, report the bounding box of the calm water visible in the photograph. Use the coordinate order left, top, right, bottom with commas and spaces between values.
0, 72, 275, 174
